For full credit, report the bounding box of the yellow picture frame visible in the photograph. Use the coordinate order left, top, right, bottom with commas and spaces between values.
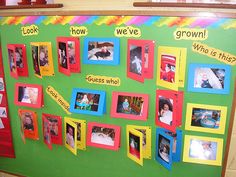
127, 125, 151, 159
64, 119, 77, 155
183, 135, 223, 166
185, 103, 227, 134
65, 117, 86, 150
156, 46, 186, 90
30, 42, 55, 77
126, 127, 143, 166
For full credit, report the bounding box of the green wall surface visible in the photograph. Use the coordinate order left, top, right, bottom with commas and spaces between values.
0, 16, 235, 177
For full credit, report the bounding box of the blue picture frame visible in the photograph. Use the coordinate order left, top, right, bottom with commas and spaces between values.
158, 128, 182, 162
187, 63, 231, 94
155, 128, 173, 171
83, 37, 120, 65
69, 88, 106, 116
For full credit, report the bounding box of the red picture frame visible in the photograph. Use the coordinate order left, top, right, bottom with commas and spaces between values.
87, 122, 121, 151
42, 113, 63, 145
110, 91, 149, 121
127, 39, 155, 82
7, 44, 28, 78
155, 90, 183, 132
57, 37, 81, 76
14, 82, 44, 108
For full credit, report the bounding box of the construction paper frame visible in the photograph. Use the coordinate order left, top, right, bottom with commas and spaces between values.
57, 37, 81, 76
42, 117, 52, 150
110, 91, 149, 121
187, 63, 231, 94
126, 125, 151, 159
87, 122, 121, 151
156, 46, 187, 91
30, 42, 55, 77
69, 88, 106, 116
127, 127, 143, 166
14, 82, 43, 108
7, 45, 18, 79
127, 39, 155, 82
18, 109, 39, 140
183, 135, 223, 166
42, 113, 63, 145
65, 117, 86, 150
159, 128, 182, 162
156, 90, 183, 132
7, 44, 28, 77
155, 128, 173, 170
83, 37, 120, 65
185, 103, 227, 134
64, 119, 77, 155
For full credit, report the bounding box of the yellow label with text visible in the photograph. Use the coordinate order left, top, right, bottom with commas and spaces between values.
46, 86, 71, 115
70, 26, 88, 37
174, 28, 208, 40
114, 26, 141, 37
21, 25, 39, 36
86, 75, 120, 86
192, 42, 236, 65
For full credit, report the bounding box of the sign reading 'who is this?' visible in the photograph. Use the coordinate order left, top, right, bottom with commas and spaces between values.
21, 25, 39, 36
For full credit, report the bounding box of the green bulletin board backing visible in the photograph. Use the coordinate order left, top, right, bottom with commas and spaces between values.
0, 15, 236, 177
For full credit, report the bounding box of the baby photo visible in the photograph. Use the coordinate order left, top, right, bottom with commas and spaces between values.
116, 95, 144, 116
74, 92, 100, 112
158, 95, 174, 125
129, 132, 141, 159
194, 67, 225, 89
15, 47, 24, 68
58, 42, 68, 69
160, 54, 176, 83
88, 41, 114, 61
158, 134, 171, 163
18, 86, 39, 105
191, 108, 221, 129
66, 123, 75, 149
91, 126, 115, 146
22, 112, 34, 131
39, 45, 49, 67
189, 139, 217, 161
68, 41, 76, 64
129, 45, 142, 76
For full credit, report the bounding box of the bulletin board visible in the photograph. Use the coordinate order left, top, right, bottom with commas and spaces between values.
0, 15, 235, 177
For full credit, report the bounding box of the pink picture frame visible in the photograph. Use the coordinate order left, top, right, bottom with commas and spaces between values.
156, 90, 183, 132
57, 37, 81, 76
110, 91, 149, 121
127, 39, 155, 82
87, 122, 121, 151
14, 82, 44, 108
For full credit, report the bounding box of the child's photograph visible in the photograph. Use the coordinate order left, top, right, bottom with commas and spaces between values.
194, 67, 225, 89
129, 45, 142, 76
31, 45, 41, 76
22, 112, 34, 131
189, 139, 217, 161
47, 117, 59, 136
191, 108, 221, 129
8, 48, 16, 73
91, 126, 115, 146
18, 86, 39, 105
129, 132, 141, 159
87, 41, 113, 61
15, 47, 24, 68
160, 54, 176, 83
68, 41, 76, 64
43, 119, 52, 147
39, 45, 49, 67
66, 123, 75, 149
58, 42, 68, 69
158, 134, 171, 163
116, 95, 144, 116
158, 95, 174, 125
74, 92, 100, 112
